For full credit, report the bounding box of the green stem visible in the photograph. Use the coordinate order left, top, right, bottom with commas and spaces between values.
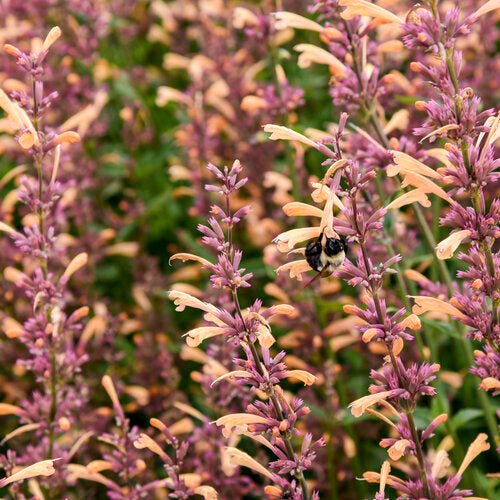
47, 347, 57, 460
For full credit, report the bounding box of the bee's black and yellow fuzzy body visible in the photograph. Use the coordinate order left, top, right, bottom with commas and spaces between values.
305, 233, 347, 275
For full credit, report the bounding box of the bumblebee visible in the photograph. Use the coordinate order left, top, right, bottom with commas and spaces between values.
305, 231, 347, 284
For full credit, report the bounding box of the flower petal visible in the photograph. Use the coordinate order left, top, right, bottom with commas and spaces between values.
411, 296, 466, 320
184, 326, 226, 347
294, 44, 347, 75
390, 151, 441, 179
435, 230, 472, 260
349, 390, 394, 418
285, 370, 317, 386
386, 189, 430, 210
273, 227, 321, 251
400, 171, 452, 202
224, 447, 275, 481
276, 259, 312, 281
339, 0, 403, 24
282, 202, 323, 218
264, 124, 318, 149
169, 253, 213, 267
168, 290, 220, 316
273, 11, 323, 32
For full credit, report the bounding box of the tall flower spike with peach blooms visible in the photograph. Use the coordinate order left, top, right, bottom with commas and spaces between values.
400, 0, 500, 410
271, 109, 495, 498
295, 1, 499, 478
0, 27, 95, 494
169, 160, 323, 500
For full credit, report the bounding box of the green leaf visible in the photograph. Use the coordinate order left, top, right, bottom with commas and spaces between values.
450, 408, 483, 431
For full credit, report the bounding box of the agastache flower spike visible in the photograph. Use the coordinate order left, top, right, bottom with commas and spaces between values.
169, 160, 322, 499
273, 99, 496, 497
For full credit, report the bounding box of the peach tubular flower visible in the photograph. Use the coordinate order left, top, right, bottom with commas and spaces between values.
387, 439, 411, 460
282, 202, 323, 218
479, 377, 500, 391
385, 189, 431, 210
339, 0, 403, 24
169, 252, 213, 268
86, 460, 113, 474
184, 326, 226, 347
62, 252, 88, 280
351, 123, 386, 151
405, 268, 432, 284
432, 449, 451, 479
256, 323, 276, 349
216, 414, 269, 438
320, 188, 344, 237
66, 464, 113, 487
193, 485, 218, 500
349, 390, 394, 417
276, 259, 312, 281
0, 403, 24, 416
399, 314, 421, 330
232, 6, 259, 28
0, 459, 58, 487
363, 468, 406, 489
42, 26, 61, 51
224, 447, 275, 481
388, 151, 441, 179
411, 296, 466, 320
240, 95, 267, 112
400, 171, 452, 202
266, 304, 297, 318
457, 434, 490, 476
1, 423, 41, 444
101, 375, 120, 407
435, 230, 472, 260
167, 290, 220, 316
382, 109, 408, 134
133, 434, 168, 460
362, 328, 381, 343
285, 370, 317, 386
174, 401, 206, 422
471, 0, 500, 20
103, 242, 139, 257
273, 11, 323, 32
211, 370, 252, 386
50, 145, 61, 185
293, 44, 346, 76
377, 40, 404, 54
60, 90, 108, 137
0, 89, 40, 147
0, 220, 15, 234
420, 124, 459, 143
156, 86, 191, 107
54, 131, 81, 145
379, 461, 390, 496
311, 182, 345, 209
320, 158, 349, 184
230, 426, 275, 452
273, 227, 321, 252
18, 131, 34, 149
264, 124, 318, 149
